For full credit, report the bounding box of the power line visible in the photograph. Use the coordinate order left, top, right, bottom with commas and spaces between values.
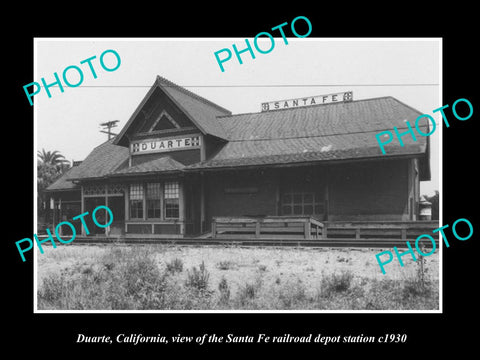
44, 83, 439, 88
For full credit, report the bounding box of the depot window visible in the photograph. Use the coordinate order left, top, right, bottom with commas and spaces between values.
129, 181, 180, 220
129, 184, 144, 219
146, 183, 162, 219
281, 191, 323, 216
164, 181, 179, 219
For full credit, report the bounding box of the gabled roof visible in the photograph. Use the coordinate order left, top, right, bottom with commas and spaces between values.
66, 139, 130, 181
45, 165, 82, 192
114, 76, 231, 147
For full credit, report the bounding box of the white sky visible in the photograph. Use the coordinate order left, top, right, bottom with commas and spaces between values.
35, 38, 441, 196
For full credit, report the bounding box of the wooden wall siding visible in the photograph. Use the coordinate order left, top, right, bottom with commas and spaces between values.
131, 148, 201, 166
203, 159, 413, 226
205, 169, 278, 221
328, 159, 409, 220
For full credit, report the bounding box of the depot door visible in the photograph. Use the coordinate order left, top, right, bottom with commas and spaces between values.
84, 197, 106, 235
108, 196, 125, 235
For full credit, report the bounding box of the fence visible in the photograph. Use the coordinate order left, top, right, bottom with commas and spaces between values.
211, 216, 324, 240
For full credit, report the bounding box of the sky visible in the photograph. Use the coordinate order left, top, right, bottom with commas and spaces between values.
34, 38, 441, 196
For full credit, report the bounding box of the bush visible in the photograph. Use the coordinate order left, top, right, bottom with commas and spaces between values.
279, 280, 307, 308
320, 271, 354, 297
218, 276, 231, 304
166, 258, 183, 273
216, 261, 233, 270
235, 275, 264, 308
236, 283, 257, 307
258, 264, 267, 272
40, 274, 67, 303
185, 261, 210, 292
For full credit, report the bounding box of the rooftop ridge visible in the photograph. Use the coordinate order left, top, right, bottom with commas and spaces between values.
216, 95, 399, 119
155, 75, 232, 115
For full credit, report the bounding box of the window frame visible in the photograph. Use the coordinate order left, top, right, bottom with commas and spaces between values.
281, 190, 324, 216
129, 184, 144, 219
164, 181, 180, 219
128, 181, 180, 221
146, 182, 162, 219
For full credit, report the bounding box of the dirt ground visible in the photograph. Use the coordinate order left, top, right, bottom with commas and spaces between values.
36, 244, 440, 299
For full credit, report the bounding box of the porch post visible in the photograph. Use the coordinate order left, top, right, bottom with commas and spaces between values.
200, 172, 205, 233
179, 179, 185, 236
105, 184, 109, 236
325, 167, 330, 221
80, 186, 85, 236
124, 183, 129, 234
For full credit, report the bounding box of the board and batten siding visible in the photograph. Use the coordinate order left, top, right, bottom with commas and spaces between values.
328, 159, 410, 221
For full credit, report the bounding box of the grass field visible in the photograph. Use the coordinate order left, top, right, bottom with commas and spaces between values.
36, 244, 439, 311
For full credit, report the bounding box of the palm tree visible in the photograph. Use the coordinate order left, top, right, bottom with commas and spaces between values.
37, 149, 69, 169
37, 149, 71, 223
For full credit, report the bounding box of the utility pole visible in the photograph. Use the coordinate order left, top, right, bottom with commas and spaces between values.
100, 120, 119, 140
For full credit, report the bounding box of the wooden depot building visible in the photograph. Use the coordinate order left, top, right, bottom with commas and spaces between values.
45, 75, 431, 240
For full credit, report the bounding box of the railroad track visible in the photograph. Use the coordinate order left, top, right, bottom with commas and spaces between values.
52, 236, 439, 249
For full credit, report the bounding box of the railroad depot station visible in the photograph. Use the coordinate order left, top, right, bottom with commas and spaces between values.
45, 75, 437, 243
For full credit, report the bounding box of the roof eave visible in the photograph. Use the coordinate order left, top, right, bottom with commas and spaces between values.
44, 187, 80, 193
183, 152, 427, 172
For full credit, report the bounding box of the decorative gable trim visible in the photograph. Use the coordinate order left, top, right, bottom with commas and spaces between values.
113, 76, 230, 148
148, 110, 181, 132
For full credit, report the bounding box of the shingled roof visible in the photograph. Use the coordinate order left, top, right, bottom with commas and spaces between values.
65, 139, 130, 182
112, 156, 185, 176
185, 96, 430, 171
45, 165, 82, 192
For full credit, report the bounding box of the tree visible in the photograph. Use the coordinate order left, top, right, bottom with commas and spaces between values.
37, 149, 70, 191
37, 149, 69, 169
37, 149, 71, 222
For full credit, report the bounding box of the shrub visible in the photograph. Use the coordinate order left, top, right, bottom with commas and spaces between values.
218, 276, 231, 304
258, 264, 267, 272
40, 274, 66, 303
279, 280, 307, 308
320, 270, 354, 297
216, 261, 233, 270
120, 254, 167, 309
235, 276, 264, 308
237, 283, 257, 305
402, 278, 431, 299
166, 258, 183, 273
185, 261, 210, 292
